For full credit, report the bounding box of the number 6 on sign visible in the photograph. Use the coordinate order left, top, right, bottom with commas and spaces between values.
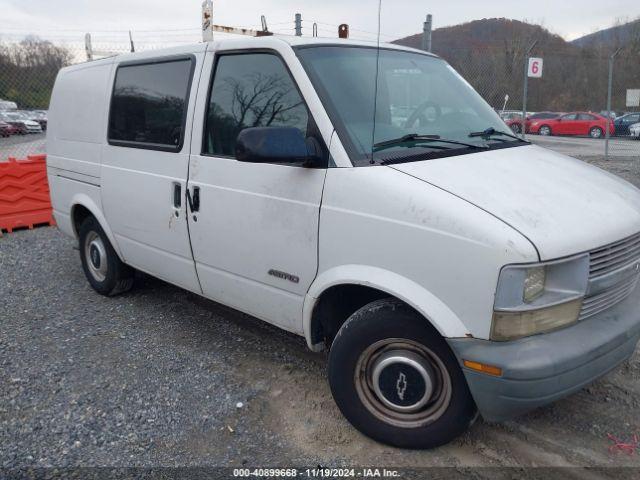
528, 57, 543, 78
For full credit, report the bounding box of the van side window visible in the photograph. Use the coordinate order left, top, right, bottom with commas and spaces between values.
109, 58, 193, 151
204, 53, 309, 157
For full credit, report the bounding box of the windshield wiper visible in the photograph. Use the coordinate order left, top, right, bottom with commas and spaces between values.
468, 127, 527, 142
374, 133, 488, 152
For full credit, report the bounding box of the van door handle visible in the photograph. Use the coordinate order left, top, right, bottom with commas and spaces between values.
187, 186, 200, 213
173, 183, 182, 208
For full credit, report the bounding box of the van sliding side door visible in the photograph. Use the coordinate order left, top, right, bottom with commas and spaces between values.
101, 49, 206, 293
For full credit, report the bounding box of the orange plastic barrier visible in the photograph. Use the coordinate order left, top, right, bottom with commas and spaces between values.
0, 154, 55, 234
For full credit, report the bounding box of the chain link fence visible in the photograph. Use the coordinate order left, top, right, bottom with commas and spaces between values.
1, 24, 639, 171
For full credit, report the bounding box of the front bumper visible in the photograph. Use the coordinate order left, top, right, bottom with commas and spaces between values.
447, 286, 640, 422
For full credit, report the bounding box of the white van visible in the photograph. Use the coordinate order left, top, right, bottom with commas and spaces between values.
46, 36, 640, 449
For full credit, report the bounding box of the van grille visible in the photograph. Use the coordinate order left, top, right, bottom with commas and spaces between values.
580, 275, 638, 320
589, 232, 640, 277
579, 232, 640, 320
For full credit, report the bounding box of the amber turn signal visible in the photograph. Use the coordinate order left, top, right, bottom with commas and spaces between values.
463, 360, 503, 377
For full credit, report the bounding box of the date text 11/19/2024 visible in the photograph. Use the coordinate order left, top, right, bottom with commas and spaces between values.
232, 468, 401, 478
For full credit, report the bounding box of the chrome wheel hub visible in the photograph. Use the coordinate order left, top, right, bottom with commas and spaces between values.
84, 231, 108, 282
371, 350, 435, 413
355, 339, 452, 428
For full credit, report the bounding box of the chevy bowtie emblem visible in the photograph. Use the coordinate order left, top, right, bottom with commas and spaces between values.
396, 372, 407, 401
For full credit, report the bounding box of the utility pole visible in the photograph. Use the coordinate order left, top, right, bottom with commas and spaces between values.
295, 13, 302, 36
128, 31, 135, 52
202, 0, 213, 42
605, 47, 622, 160
522, 39, 538, 140
422, 14, 433, 52
84, 33, 93, 61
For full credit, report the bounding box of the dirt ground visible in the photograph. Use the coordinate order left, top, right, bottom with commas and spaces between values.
1, 155, 640, 476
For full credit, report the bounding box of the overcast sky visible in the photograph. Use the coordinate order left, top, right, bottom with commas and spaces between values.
0, 0, 635, 42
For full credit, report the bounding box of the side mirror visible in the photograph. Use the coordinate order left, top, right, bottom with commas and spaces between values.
235, 127, 322, 167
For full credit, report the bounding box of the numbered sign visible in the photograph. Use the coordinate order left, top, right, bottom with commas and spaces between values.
626, 89, 640, 108
528, 58, 543, 78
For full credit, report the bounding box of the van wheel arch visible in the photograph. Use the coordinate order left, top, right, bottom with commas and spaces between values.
309, 284, 440, 350
71, 204, 93, 238
71, 203, 125, 263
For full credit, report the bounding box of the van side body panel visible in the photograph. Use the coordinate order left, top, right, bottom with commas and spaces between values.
46, 59, 115, 244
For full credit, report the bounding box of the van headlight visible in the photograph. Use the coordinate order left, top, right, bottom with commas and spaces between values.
491, 254, 589, 341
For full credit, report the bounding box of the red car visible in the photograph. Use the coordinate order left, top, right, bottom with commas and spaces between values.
0, 120, 19, 137
506, 112, 561, 134
529, 112, 614, 138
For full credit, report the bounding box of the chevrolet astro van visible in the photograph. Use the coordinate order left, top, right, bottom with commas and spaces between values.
46, 36, 640, 449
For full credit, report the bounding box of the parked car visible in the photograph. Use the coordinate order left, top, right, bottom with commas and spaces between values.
614, 112, 640, 136
0, 99, 18, 110
0, 120, 18, 137
47, 38, 640, 450
507, 111, 561, 134
0, 112, 28, 134
504, 114, 523, 133
499, 110, 527, 122
530, 111, 614, 138
0, 111, 42, 134
630, 122, 640, 139
24, 110, 48, 131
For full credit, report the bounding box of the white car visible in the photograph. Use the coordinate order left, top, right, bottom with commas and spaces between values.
1, 111, 43, 133
46, 36, 640, 449
630, 122, 640, 139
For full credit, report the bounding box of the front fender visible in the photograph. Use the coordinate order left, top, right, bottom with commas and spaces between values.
303, 264, 470, 351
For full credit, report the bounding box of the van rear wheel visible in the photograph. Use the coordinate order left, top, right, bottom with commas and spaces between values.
78, 216, 134, 296
328, 298, 477, 449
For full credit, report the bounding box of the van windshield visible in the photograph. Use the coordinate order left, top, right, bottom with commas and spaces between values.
296, 46, 525, 166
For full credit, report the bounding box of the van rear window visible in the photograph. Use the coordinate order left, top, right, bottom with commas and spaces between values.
108, 57, 194, 151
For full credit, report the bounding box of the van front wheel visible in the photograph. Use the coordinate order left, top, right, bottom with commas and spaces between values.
328, 299, 476, 449
78, 216, 134, 296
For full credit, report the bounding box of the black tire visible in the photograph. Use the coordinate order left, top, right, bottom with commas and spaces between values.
78, 216, 134, 296
328, 298, 476, 449
538, 125, 552, 136
589, 126, 603, 139
510, 123, 521, 134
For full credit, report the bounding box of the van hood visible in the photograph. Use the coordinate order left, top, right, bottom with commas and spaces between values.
390, 144, 640, 260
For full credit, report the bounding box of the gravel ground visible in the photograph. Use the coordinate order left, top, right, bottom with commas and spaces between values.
578, 155, 640, 189
1, 157, 640, 474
